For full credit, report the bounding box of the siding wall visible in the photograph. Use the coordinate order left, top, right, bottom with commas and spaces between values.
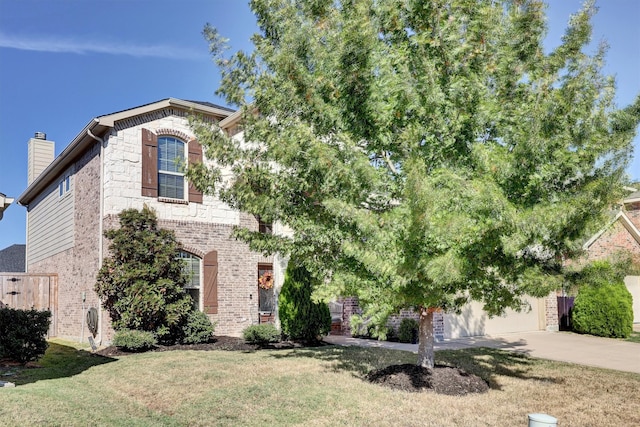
28, 144, 102, 340
26, 167, 75, 265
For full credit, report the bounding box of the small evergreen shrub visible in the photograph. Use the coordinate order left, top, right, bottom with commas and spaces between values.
0, 307, 51, 363
385, 326, 399, 342
181, 311, 216, 344
572, 261, 633, 338
278, 262, 331, 342
398, 318, 419, 343
113, 329, 158, 351
242, 324, 281, 344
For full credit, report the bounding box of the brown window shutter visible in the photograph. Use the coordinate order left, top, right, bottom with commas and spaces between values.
188, 140, 203, 203
141, 128, 158, 197
203, 250, 218, 314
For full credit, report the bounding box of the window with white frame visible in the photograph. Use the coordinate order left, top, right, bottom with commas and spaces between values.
178, 251, 201, 309
58, 175, 70, 198
158, 136, 186, 199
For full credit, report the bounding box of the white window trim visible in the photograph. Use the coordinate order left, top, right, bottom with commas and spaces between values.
158, 137, 188, 201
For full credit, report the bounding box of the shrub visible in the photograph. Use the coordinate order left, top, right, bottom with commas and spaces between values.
278, 262, 331, 342
0, 307, 51, 363
95, 207, 193, 344
398, 318, 419, 343
572, 261, 633, 338
181, 311, 216, 344
112, 329, 158, 351
243, 324, 281, 344
349, 315, 373, 338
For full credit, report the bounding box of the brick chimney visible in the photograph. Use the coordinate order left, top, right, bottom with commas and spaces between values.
27, 132, 55, 185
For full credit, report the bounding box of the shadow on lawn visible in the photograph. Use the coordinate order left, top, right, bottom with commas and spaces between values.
269, 345, 563, 390
0, 341, 116, 386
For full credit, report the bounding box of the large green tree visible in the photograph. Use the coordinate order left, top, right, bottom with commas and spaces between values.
191, 0, 640, 368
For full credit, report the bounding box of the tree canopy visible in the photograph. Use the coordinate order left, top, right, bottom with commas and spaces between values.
191, 0, 640, 367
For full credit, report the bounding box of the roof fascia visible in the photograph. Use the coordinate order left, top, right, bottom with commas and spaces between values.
98, 98, 233, 127
218, 109, 243, 130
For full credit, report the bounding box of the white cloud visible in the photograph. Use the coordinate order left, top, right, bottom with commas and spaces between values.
0, 32, 205, 60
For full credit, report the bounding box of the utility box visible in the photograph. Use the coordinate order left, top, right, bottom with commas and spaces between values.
528, 413, 557, 427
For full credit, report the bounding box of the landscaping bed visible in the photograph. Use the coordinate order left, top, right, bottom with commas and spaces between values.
92, 335, 487, 395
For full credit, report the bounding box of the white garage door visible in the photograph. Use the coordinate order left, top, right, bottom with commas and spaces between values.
625, 276, 640, 324
443, 297, 544, 339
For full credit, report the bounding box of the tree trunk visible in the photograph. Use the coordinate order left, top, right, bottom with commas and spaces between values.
417, 306, 435, 369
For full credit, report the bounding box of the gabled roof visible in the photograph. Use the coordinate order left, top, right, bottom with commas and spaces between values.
583, 211, 640, 250
18, 98, 235, 206
0, 244, 26, 272
624, 191, 640, 204
0, 192, 13, 220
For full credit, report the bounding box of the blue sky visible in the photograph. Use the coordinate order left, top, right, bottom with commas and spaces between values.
0, 0, 638, 251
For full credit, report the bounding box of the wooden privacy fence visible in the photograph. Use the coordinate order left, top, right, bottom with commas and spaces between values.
0, 273, 58, 337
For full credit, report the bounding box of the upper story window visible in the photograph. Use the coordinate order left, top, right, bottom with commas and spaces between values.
141, 128, 203, 203
258, 216, 273, 235
58, 175, 70, 198
158, 136, 186, 200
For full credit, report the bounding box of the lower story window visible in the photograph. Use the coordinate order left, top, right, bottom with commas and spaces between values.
178, 251, 201, 310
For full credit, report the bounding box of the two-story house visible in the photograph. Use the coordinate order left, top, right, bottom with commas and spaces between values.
17, 98, 285, 344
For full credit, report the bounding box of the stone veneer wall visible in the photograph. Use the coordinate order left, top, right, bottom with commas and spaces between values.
28, 143, 102, 341
102, 114, 238, 225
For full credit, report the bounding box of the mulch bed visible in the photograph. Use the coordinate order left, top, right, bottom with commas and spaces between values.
366, 363, 489, 395
93, 335, 305, 357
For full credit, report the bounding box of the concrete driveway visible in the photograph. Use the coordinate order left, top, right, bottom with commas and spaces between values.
324, 328, 640, 374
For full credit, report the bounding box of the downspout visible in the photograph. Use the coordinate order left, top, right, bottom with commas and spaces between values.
87, 127, 105, 346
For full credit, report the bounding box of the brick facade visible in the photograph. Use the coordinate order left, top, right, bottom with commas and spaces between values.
584, 220, 640, 261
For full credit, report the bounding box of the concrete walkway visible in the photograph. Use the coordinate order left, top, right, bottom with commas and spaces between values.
324, 328, 640, 374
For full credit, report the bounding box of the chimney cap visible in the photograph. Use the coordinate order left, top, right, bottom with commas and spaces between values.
34, 132, 46, 140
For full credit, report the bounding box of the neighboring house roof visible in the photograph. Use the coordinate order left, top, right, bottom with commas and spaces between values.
0, 244, 26, 272
0, 192, 14, 220
17, 98, 235, 206
624, 191, 640, 204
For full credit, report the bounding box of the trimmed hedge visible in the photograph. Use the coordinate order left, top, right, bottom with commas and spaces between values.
181, 311, 216, 344
572, 261, 633, 338
0, 307, 51, 363
112, 329, 157, 351
242, 324, 281, 344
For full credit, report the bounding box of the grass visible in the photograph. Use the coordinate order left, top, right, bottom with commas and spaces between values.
1, 339, 639, 426
626, 330, 640, 343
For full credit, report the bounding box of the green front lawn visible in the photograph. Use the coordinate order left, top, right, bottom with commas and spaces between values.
1, 339, 639, 426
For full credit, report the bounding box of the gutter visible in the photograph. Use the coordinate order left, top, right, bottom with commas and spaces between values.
86, 129, 106, 347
